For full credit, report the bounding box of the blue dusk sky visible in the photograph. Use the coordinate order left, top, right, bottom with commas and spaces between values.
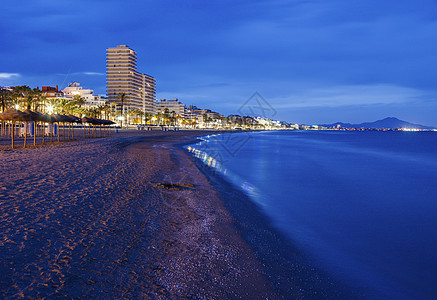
1, 0, 437, 126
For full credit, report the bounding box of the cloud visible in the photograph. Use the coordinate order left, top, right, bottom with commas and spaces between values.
81, 72, 105, 76
0, 73, 20, 79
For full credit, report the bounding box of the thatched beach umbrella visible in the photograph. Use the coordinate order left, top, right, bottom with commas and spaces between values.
100, 119, 109, 136
91, 118, 103, 137
104, 120, 114, 136
68, 114, 81, 140
53, 114, 64, 141
0, 113, 6, 135
63, 115, 77, 140
59, 114, 72, 141
89, 118, 98, 137
99, 120, 115, 136
53, 114, 69, 142
23, 109, 42, 146
33, 111, 50, 145
0, 111, 7, 137
82, 117, 92, 138
45, 114, 56, 142
92, 118, 104, 137
0, 108, 32, 148
33, 111, 52, 144
0, 111, 7, 138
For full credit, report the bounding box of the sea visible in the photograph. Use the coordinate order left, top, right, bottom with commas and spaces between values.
187, 130, 437, 300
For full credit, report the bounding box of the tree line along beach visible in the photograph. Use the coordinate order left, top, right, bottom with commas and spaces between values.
0, 129, 354, 299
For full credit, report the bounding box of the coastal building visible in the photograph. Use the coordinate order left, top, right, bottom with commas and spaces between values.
184, 105, 202, 119
38, 86, 64, 98
62, 82, 105, 107
154, 99, 185, 117
106, 45, 156, 116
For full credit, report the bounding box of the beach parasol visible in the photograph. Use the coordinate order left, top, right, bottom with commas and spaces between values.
53, 114, 69, 142
23, 109, 41, 146
32, 111, 50, 144
82, 117, 92, 138
67, 114, 78, 139
102, 120, 115, 136
0, 108, 32, 148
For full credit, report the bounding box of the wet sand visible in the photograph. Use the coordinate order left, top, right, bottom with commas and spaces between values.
0, 130, 352, 299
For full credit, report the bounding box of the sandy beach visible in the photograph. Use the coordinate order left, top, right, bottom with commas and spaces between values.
0, 130, 350, 299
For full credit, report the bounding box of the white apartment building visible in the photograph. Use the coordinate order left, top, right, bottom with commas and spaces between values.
106, 45, 156, 115
155, 99, 185, 116
62, 82, 105, 107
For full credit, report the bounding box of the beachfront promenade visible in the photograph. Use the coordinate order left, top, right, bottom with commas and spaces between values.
0, 130, 275, 298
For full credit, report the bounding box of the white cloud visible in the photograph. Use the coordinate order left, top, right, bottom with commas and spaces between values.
82, 72, 105, 76
0, 73, 20, 79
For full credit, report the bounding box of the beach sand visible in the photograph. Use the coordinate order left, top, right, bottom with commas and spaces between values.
0, 130, 351, 299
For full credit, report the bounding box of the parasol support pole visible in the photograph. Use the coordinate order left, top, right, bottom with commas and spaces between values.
11, 121, 14, 149
42, 122, 45, 145
24, 121, 27, 148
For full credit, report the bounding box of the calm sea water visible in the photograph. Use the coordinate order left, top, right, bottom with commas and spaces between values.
188, 130, 437, 299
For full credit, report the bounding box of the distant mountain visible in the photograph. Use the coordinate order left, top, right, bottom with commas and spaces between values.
322, 117, 434, 129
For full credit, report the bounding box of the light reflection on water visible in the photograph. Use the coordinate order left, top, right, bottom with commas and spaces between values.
186, 141, 263, 205
187, 131, 437, 300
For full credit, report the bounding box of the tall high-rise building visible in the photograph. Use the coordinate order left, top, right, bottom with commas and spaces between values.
106, 45, 156, 115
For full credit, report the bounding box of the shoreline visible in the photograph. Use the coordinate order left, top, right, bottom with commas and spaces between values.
181, 132, 359, 299
0, 130, 356, 298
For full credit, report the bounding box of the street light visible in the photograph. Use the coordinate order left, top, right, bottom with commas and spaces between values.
47, 105, 54, 114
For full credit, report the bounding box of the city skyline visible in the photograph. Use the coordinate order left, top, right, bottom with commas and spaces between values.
1, 0, 437, 126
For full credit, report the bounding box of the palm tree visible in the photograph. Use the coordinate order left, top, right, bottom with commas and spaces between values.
12, 85, 32, 109
57, 98, 74, 115
0, 88, 12, 112
163, 108, 170, 125
169, 111, 177, 126
96, 105, 106, 119
72, 95, 86, 108
29, 88, 42, 110
143, 112, 152, 125
39, 96, 47, 113
128, 108, 142, 124
88, 107, 99, 118
100, 104, 111, 119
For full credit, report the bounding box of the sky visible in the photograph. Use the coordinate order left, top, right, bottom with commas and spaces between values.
1, 0, 437, 126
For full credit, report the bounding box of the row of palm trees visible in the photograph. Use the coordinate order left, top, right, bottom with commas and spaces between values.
0, 86, 115, 119
0, 87, 180, 126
